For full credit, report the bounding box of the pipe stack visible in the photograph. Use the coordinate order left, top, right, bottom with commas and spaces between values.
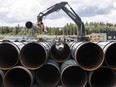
0, 41, 116, 87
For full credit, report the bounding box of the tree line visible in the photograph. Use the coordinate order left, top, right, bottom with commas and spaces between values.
0, 22, 116, 36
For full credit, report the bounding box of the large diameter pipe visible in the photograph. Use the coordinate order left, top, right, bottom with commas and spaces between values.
36, 60, 60, 87
98, 42, 116, 70
20, 42, 52, 70
0, 42, 24, 70
0, 70, 4, 87
25, 21, 38, 29
70, 42, 104, 71
32, 83, 40, 87
51, 42, 70, 62
3, 66, 34, 87
85, 83, 91, 87
61, 59, 87, 87
89, 66, 116, 87
25, 21, 42, 33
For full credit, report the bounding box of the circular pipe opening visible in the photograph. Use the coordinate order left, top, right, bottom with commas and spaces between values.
0, 70, 4, 87
76, 43, 104, 71
90, 67, 116, 87
25, 21, 33, 28
20, 43, 47, 69
0, 75, 3, 87
4, 67, 33, 87
61, 66, 87, 87
32, 84, 40, 87
51, 42, 70, 62
36, 64, 60, 87
0, 43, 19, 69
105, 43, 116, 70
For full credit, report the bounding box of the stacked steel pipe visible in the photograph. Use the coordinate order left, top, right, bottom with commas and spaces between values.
0, 41, 116, 87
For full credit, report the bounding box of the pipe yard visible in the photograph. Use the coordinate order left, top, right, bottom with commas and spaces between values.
0, 1, 116, 87
0, 39, 116, 87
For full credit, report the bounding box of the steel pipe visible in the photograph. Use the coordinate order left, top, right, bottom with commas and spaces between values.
61, 59, 87, 87
32, 83, 40, 87
3, 66, 34, 87
89, 66, 116, 87
25, 21, 34, 29
25, 21, 43, 33
51, 42, 70, 62
36, 60, 60, 87
85, 83, 91, 87
20, 42, 52, 70
98, 41, 116, 70
0, 42, 24, 70
69, 42, 104, 71
0, 70, 4, 87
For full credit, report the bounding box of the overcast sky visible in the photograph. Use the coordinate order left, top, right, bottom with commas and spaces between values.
0, 0, 116, 27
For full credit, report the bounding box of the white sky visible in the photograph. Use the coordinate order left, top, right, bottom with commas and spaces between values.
0, 0, 116, 27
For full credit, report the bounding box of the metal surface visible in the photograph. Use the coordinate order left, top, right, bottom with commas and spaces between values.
20, 42, 52, 70
36, 60, 60, 87
98, 41, 116, 70
61, 59, 87, 87
25, 21, 42, 33
51, 42, 70, 62
89, 66, 116, 87
1, 41, 116, 86
0, 42, 24, 70
32, 83, 40, 87
0, 70, 4, 87
70, 42, 104, 71
3, 66, 33, 87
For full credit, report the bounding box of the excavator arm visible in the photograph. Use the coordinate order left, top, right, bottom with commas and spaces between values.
37, 2, 68, 21
26, 2, 86, 40
37, 2, 85, 39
